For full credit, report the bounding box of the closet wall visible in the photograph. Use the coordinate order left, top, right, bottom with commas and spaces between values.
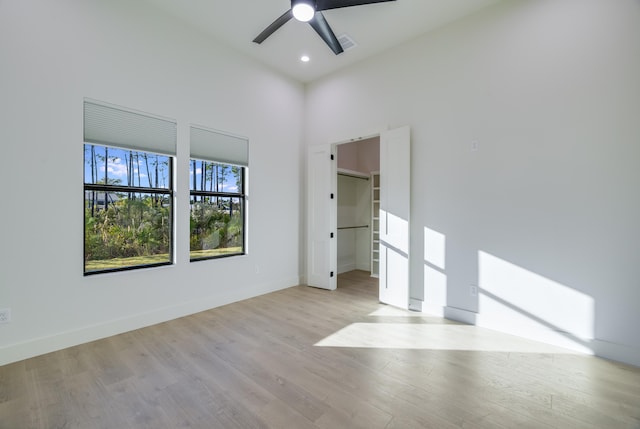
337, 174, 370, 273
336, 138, 380, 275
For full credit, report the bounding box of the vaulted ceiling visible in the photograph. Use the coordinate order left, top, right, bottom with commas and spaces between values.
143, 0, 504, 83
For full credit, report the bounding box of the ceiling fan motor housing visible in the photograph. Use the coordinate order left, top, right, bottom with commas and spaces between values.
292, 0, 317, 9
254, 0, 396, 55
292, 0, 317, 22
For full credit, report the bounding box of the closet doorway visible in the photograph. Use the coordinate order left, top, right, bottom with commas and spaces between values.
307, 126, 410, 307
336, 137, 380, 288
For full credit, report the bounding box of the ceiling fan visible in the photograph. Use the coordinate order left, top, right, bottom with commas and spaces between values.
253, 0, 397, 55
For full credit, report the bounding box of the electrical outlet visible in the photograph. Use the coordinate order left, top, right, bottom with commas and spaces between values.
470, 285, 478, 297
0, 308, 11, 324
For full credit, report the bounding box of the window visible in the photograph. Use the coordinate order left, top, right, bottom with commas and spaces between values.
189, 160, 245, 260
83, 100, 176, 275
189, 125, 248, 261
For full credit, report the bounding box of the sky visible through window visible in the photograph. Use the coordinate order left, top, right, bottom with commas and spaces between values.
83, 144, 240, 193
189, 159, 241, 194
84, 144, 170, 189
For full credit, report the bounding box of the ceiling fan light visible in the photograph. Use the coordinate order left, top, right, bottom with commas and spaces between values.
292, 1, 315, 22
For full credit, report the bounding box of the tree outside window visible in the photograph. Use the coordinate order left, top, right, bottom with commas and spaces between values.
84, 143, 173, 274
189, 159, 245, 261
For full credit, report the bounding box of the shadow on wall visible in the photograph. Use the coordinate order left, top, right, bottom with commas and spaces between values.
477, 251, 594, 354
379, 210, 410, 309
424, 227, 447, 314
423, 226, 596, 356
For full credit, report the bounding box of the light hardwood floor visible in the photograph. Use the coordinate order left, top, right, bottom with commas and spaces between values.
1, 270, 639, 429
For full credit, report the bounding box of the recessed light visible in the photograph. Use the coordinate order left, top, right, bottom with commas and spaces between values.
300, 55, 310, 62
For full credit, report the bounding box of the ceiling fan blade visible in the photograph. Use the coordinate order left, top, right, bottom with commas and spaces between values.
308, 12, 344, 55
316, 0, 396, 12
253, 9, 294, 44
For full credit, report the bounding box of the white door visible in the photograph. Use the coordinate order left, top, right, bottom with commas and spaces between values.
379, 126, 411, 308
307, 144, 337, 290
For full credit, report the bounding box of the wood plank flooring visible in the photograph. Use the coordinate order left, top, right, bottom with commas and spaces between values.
1, 270, 639, 428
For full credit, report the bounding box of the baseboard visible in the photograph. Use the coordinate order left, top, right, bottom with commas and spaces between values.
444, 306, 477, 325
337, 263, 356, 274
408, 298, 423, 312
355, 263, 370, 272
443, 306, 640, 368
0, 276, 298, 366
420, 302, 446, 318
590, 339, 640, 367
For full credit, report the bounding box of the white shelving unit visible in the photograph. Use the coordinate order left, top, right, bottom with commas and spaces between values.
371, 172, 380, 277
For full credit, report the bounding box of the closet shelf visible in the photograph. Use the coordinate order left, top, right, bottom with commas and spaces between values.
371, 172, 380, 278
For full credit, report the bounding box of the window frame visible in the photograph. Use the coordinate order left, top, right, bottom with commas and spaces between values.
189, 158, 246, 262
83, 144, 175, 275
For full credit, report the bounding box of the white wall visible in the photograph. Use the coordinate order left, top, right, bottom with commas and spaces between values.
305, 0, 640, 366
0, 0, 304, 365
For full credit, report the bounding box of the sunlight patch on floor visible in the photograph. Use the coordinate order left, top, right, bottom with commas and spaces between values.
315, 323, 584, 354
368, 306, 427, 317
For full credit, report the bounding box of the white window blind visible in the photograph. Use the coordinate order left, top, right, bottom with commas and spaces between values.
190, 125, 249, 167
84, 100, 177, 155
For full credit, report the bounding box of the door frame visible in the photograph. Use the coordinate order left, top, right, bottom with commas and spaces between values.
332, 135, 380, 282
307, 127, 411, 309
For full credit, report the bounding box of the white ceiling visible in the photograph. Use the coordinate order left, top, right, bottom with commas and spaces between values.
142, 0, 504, 83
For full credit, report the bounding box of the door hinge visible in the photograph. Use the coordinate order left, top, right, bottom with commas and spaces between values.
330, 154, 334, 160
330, 193, 334, 199
330, 232, 334, 238
330, 271, 334, 278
